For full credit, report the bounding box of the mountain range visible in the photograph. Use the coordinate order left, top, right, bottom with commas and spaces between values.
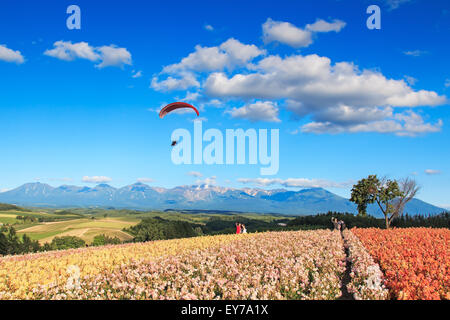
0, 182, 446, 217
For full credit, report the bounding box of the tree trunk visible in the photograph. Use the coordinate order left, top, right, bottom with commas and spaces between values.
385, 214, 390, 229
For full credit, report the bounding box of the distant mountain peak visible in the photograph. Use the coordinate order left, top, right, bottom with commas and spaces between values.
96, 184, 114, 188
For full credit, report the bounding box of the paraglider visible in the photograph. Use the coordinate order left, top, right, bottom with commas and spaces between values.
159, 102, 200, 119
160, 102, 200, 147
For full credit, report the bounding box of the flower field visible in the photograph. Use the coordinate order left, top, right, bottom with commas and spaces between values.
342, 230, 388, 300
352, 228, 450, 300
0, 227, 448, 300
0, 233, 244, 299
1, 230, 347, 300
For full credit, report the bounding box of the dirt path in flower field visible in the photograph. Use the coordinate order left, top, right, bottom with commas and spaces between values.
338, 230, 354, 300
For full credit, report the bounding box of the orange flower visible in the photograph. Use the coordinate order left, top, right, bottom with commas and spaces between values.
352, 227, 449, 300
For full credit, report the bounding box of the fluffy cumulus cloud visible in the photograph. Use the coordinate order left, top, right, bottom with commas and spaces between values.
262, 18, 346, 48
163, 38, 265, 73
150, 18, 447, 137
151, 38, 265, 91
226, 101, 280, 122
82, 176, 112, 183
238, 177, 352, 188
301, 110, 443, 137
151, 72, 200, 91
306, 19, 346, 32
44, 41, 132, 68
95, 45, 132, 68
205, 54, 446, 136
0, 44, 25, 64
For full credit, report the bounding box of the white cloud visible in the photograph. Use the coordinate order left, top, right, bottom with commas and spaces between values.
385, 0, 412, 10
262, 18, 346, 48
151, 39, 265, 92
306, 19, 346, 32
151, 72, 200, 91
238, 177, 352, 188
205, 54, 446, 131
182, 91, 201, 101
137, 178, 154, 183
204, 24, 214, 31
404, 75, 417, 86
132, 70, 143, 78
44, 41, 132, 68
150, 25, 446, 136
44, 41, 99, 61
206, 54, 445, 109
95, 45, 132, 68
301, 110, 443, 136
82, 176, 112, 183
425, 169, 441, 175
226, 101, 281, 122
403, 50, 427, 57
162, 38, 265, 74
445, 79, 450, 88
0, 44, 25, 64
262, 18, 312, 48
187, 171, 203, 177
196, 176, 217, 185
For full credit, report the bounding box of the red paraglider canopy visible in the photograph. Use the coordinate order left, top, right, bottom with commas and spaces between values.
159, 102, 200, 119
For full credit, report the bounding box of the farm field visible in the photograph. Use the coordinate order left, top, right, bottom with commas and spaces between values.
0, 209, 82, 226
16, 217, 139, 244
0, 228, 448, 300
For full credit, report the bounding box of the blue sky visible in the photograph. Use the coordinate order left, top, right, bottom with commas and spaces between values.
0, 0, 449, 207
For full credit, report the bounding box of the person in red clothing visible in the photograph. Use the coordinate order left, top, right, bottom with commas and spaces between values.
236, 222, 241, 234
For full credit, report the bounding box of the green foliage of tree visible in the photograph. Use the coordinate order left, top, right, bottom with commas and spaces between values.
350, 175, 379, 217
0, 232, 8, 255
350, 175, 404, 228
92, 234, 121, 246
50, 236, 86, 250
126, 217, 201, 242
0, 227, 41, 255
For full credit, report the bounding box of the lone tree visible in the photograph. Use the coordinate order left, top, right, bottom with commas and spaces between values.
350, 175, 404, 228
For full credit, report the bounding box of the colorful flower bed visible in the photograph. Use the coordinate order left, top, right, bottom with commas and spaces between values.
1, 230, 346, 300
352, 227, 450, 300
342, 229, 389, 300
0, 233, 243, 299
3, 227, 447, 300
